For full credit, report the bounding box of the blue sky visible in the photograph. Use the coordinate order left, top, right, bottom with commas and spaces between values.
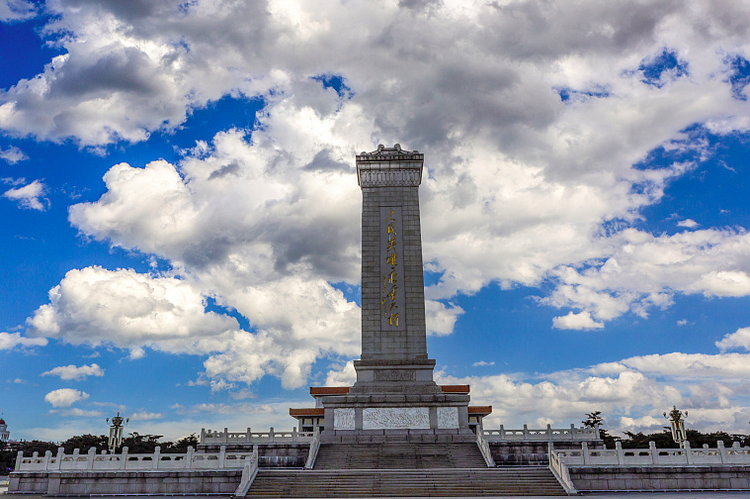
2, 0, 750, 442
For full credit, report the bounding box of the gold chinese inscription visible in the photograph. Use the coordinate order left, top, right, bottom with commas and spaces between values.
381, 207, 405, 329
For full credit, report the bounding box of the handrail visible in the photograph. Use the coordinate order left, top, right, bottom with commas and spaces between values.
233, 446, 259, 498
304, 428, 321, 470
201, 427, 315, 445
553, 440, 750, 467
476, 430, 495, 467
15, 445, 254, 472
481, 424, 600, 442
548, 445, 578, 495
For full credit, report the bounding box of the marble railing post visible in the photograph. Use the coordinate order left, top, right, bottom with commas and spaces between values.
546, 424, 552, 440
43, 450, 52, 471
684, 440, 693, 465
292, 428, 298, 442
120, 447, 129, 470
717, 440, 727, 464
186, 446, 194, 470
648, 441, 657, 464
200, 428, 205, 444
523, 424, 528, 440
219, 445, 226, 468
223, 427, 229, 444
269, 427, 275, 442
615, 441, 624, 465
15, 451, 23, 471
153, 446, 161, 470
55, 447, 64, 470
581, 441, 590, 465
87, 447, 96, 470
500, 424, 505, 439
246, 427, 252, 443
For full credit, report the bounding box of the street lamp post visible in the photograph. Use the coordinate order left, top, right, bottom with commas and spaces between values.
106, 412, 129, 453
663, 405, 688, 448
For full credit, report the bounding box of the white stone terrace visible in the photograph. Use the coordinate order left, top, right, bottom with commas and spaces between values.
198, 425, 598, 446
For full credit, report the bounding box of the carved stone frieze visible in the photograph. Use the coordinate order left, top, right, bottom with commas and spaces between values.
437, 407, 459, 429
334, 408, 356, 430
374, 369, 415, 381
362, 407, 430, 430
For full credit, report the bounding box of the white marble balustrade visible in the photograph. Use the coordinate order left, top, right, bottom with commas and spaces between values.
553, 440, 750, 467
482, 424, 599, 442
200, 427, 314, 445
15, 445, 255, 472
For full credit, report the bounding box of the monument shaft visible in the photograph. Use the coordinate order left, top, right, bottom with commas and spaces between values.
358, 146, 428, 362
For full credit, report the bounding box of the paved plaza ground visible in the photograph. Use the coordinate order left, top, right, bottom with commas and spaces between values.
3, 477, 749, 499
3, 483, 750, 499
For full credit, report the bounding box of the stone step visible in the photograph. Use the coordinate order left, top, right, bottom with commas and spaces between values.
244, 467, 567, 497
313, 442, 487, 469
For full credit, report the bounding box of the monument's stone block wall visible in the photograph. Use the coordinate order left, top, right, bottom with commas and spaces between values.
197, 443, 308, 467
569, 465, 750, 491
9, 470, 242, 496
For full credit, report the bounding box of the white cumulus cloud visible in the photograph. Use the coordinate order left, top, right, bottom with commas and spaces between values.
0, 145, 28, 164
0, 332, 47, 350
3, 180, 49, 211
716, 327, 750, 353
552, 311, 604, 330
41, 364, 105, 381
45, 388, 89, 408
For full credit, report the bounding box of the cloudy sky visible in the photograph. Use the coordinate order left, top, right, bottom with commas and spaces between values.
2, 0, 750, 442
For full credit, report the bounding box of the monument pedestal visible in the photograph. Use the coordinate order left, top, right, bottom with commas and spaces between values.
321, 359, 473, 442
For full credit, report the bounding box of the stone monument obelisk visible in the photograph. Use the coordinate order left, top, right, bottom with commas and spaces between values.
321, 144, 472, 441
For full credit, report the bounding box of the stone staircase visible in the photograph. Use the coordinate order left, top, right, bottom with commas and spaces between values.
313, 442, 487, 469
243, 467, 568, 497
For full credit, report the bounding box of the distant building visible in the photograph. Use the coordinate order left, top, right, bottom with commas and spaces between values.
0, 416, 9, 443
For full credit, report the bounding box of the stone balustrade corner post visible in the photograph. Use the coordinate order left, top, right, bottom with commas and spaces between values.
15, 450, 23, 471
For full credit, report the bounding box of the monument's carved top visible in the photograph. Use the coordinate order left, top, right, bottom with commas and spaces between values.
356, 144, 424, 187
357, 144, 423, 160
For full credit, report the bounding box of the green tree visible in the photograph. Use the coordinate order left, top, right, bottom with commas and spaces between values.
61, 434, 108, 453
121, 432, 165, 453
582, 411, 618, 447
166, 433, 199, 453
